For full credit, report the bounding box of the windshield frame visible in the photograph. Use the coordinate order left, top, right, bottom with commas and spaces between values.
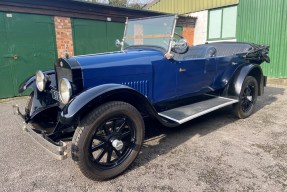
121, 15, 178, 54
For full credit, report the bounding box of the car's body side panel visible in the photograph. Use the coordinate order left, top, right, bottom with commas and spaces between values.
211, 55, 250, 91
175, 57, 217, 96
152, 58, 177, 102
73, 49, 164, 103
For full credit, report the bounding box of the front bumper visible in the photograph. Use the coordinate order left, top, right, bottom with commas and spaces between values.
13, 104, 67, 160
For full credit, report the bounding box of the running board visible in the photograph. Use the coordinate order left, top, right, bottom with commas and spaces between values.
158, 96, 238, 124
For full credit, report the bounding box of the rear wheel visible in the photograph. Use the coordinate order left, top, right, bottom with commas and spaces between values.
233, 76, 258, 118
71, 101, 144, 180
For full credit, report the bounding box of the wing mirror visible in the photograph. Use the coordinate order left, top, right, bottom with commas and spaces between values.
172, 39, 188, 54
115, 39, 123, 48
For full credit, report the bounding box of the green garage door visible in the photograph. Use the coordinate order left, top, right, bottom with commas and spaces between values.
72, 19, 124, 55
0, 12, 57, 98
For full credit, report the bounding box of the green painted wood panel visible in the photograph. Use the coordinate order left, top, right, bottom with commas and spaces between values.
175, 26, 183, 36
237, 0, 287, 78
107, 22, 125, 52
0, 12, 57, 98
148, 0, 239, 14
0, 13, 13, 98
72, 19, 124, 55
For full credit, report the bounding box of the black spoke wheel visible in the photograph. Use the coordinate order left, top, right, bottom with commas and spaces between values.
233, 76, 258, 119
71, 101, 144, 180
89, 116, 136, 168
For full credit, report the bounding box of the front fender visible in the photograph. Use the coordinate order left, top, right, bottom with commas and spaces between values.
18, 70, 56, 93
224, 64, 264, 98
19, 70, 57, 122
59, 84, 151, 124
59, 84, 178, 127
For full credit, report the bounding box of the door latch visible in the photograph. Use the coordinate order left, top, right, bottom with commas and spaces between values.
4, 54, 18, 60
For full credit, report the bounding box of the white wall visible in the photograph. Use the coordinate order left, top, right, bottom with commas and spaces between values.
186, 10, 236, 45
186, 10, 208, 45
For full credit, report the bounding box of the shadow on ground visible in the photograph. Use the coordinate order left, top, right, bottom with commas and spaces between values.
127, 86, 285, 172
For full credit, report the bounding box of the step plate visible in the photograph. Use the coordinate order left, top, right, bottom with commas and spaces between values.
158, 97, 238, 124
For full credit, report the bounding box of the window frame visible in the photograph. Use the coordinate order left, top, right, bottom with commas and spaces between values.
207, 5, 237, 41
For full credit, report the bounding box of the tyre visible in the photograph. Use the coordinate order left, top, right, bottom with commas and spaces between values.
233, 76, 258, 119
71, 101, 145, 180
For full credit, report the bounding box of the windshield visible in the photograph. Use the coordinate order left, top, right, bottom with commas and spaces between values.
123, 15, 177, 52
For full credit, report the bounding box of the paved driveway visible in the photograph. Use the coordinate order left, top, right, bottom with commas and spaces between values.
0, 86, 286, 192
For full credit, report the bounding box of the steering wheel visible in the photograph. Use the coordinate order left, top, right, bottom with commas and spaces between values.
174, 32, 184, 39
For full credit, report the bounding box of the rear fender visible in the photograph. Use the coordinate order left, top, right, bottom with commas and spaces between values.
223, 64, 264, 98
59, 84, 178, 127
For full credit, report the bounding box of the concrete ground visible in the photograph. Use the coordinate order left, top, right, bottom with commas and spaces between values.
0, 86, 286, 192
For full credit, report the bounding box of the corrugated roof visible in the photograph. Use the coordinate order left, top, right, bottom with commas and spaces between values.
146, 0, 239, 14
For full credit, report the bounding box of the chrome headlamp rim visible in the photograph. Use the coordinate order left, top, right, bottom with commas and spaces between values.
59, 78, 72, 104
35, 70, 46, 92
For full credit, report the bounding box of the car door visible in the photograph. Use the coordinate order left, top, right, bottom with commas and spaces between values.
175, 56, 217, 97
152, 58, 178, 103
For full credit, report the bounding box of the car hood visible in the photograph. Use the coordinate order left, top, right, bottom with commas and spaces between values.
73, 49, 163, 79
71, 48, 164, 89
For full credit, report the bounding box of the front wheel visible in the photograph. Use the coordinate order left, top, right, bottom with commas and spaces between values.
233, 76, 258, 119
71, 101, 145, 180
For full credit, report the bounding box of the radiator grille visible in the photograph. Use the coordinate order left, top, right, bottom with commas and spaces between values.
55, 66, 73, 89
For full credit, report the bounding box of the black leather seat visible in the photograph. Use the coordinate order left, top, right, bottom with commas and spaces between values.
202, 42, 252, 57
182, 46, 216, 60
174, 42, 253, 60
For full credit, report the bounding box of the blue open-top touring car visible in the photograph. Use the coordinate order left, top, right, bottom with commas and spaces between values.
15, 15, 270, 180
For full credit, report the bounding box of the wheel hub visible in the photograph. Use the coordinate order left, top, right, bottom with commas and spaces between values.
247, 96, 253, 101
112, 139, 124, 151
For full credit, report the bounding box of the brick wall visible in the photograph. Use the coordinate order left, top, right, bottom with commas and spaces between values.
183, 25, 194, 46
54, 16, 74, 58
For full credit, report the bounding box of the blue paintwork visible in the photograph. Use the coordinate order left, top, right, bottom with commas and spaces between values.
71, 47, 251, 104
174, 57, 217, 96
18, 42, 268, 130
74, 50, 159, 100
59, 84, 175, 126
73, 48, 175, 103
212, 55, 246, 89
20, 42, 267, 113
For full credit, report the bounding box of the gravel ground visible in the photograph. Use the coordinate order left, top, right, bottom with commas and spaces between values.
0, 86, 286, 192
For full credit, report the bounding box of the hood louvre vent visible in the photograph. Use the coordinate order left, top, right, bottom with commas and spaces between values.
122, 80, 149, 97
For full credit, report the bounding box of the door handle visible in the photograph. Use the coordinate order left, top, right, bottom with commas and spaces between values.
179, 68, 186, 72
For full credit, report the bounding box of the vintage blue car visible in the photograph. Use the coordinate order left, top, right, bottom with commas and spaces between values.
15, 15, 270, 180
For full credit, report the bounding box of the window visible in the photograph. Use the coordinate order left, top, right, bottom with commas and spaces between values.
208, 6, 237, 40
